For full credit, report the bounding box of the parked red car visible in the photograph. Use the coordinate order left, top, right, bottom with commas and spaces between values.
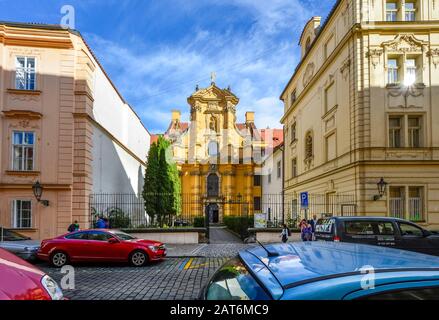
37, 229, 167, 267
0, 248, 63, 300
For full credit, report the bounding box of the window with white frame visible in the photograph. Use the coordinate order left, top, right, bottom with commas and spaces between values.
12, 131, 35, 171
387, 58, 399, 84
12, 200, 32, 229
389, 116, 403, 148
408, 116, 422, 148
388, 115, 423, 148
386, 1, 398, 21
405, 58, 417, 85
405, 1, 417, 21
15, 57, 36, 90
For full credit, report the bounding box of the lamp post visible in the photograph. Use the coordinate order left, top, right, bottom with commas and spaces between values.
373, 178, 388, 201
32, 181, 49, 207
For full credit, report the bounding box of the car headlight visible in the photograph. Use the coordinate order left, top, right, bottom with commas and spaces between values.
148, 245, 159, 252
41, 275, 64, 300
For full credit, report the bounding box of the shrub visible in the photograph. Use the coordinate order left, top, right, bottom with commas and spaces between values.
223, 216, 254, 239
193, 217, 205, 228
107, 208, 131, 229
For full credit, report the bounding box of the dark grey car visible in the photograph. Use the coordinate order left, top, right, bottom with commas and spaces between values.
315, 216, 439, 256
0, 228, 40, 261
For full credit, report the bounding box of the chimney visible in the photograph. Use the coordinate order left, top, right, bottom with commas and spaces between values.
245, 112, 255, 124
172, 110, 181, 123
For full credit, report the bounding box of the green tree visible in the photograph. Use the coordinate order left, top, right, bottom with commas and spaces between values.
143, 136, 182, 227
143, 140, 160, 224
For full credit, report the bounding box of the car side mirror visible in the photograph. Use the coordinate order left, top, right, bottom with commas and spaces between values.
108, 238, 119, 244
423, 230, 432, 237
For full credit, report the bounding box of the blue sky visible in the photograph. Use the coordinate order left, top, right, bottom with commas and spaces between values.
1, 0, 336, 133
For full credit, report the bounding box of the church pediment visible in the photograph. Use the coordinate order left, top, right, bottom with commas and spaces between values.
188, 84, 239, 105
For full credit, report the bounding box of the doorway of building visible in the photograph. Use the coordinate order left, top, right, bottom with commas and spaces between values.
206, 203, 219, 224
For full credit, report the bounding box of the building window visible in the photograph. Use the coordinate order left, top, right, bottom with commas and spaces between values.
290, 89, 297, 106
389, 117, 402, 148
405, 58, 417, 85
387, 58, 399, 84
305, 132, 313, 159
15, 57, 36, 90
268, 170, 272, 184
292, 158, 297, 178
291, 122, 297, 143
254, 197, 261, 212
405, 1, 416, 21
324, 82, 336, 113
208, 141, 219, 157
408, 116, 421, 148
277, 160, 282, 179
12, 200, 32, 229
386, 1, 398, 21
409, 187, 424, 222
325, 133, 337, 161
254, 175, 261, 187
12, 131, 35, 171
389, 187, 405, 219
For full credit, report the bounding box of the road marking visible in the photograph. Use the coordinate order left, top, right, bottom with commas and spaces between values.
183, 258, 194, 270
179, 258, 189, 270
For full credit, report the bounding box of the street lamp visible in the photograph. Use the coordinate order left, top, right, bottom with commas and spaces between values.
32, 181, 49, 207
373, 178, 388, 201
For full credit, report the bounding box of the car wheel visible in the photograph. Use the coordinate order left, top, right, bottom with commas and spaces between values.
129, 250, 148, 267
51, 251, 68, 268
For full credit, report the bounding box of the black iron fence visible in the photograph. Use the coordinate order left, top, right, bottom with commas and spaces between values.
89, 192, 357, 230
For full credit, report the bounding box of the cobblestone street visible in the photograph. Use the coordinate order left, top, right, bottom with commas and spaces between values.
40, 257, 228, 300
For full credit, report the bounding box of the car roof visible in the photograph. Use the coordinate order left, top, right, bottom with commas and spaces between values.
319, 216, 411, 223
242, 242, 439, 290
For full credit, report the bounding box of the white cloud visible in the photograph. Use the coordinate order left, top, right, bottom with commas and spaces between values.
84, 0, 329, 133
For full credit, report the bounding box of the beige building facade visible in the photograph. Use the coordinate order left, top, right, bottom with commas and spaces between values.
0, 22, 150, 240
281, 0, 439, 228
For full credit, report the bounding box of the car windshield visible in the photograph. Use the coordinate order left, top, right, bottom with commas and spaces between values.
316, 219, 334, 233
0, 228, 31, 241
111, 231, 137, 241
205, 258, 271, 300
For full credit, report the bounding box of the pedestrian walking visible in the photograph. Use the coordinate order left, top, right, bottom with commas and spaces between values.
280, 224, 290, 243
299, 219, 313, 242
67, 220, 80, 233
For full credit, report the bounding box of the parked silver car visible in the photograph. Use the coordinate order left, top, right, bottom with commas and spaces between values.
0, 228, 40, 261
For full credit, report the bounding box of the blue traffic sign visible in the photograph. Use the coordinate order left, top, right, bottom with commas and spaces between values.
300, 192, 309, 209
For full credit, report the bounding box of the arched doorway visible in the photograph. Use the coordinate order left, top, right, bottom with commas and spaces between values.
206, 203, 219, 224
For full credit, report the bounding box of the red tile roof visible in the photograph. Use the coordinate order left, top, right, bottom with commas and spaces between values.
259, 128, 284, 148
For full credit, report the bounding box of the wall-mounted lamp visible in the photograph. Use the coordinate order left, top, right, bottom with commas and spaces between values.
373, 178, 388, 201
32, 181, 50, 207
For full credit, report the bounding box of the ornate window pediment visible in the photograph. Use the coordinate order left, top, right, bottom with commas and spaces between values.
381, 34, 428, 53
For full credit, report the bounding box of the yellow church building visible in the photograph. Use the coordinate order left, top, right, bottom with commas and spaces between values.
163, 81, 279, 223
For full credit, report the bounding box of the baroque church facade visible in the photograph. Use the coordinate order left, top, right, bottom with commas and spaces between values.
164, 81, 276, 223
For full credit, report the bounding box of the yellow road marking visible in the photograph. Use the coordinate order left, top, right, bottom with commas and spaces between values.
183, 258, 194, 270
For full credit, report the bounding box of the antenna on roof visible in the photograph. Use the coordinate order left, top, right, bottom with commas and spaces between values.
256, 240, 279, 257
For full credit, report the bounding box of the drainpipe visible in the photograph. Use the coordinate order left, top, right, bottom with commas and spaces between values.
281, 128, 286, 225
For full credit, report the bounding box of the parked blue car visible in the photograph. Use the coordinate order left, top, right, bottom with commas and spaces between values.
202, 242, 439, 300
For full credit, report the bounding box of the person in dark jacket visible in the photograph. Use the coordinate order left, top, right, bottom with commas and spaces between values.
67, 221, 80, 233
